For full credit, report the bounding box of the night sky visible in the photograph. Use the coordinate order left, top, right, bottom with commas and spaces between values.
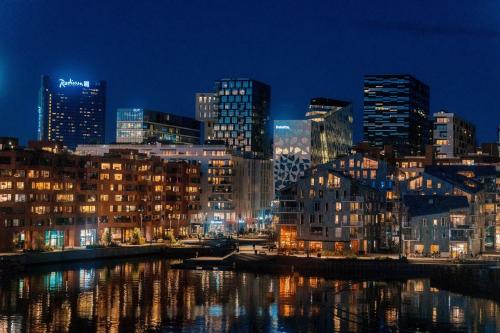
0, 0, 499, 144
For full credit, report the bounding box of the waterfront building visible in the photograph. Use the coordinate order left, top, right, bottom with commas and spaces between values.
0, 140, 201, 252
329, 153, 398, 250
363, 74, 431, 156
38, 75, 106, 149
116, 108, 200, 145
273, 120, 312, 193
195, 93, 218, 142
402, 195, 472, 257
76, 143, 274, 234
402, 165, 496, 253
276, 152, 399, 253
213, 78, 271, 158
433, 111, 476, 159
275, 185, 300, 250
295, 166, 386, 254
306, 98, 353, 166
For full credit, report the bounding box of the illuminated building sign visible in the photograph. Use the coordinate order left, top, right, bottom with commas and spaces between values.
275, 125, 290, 130
58, 78, 90, 88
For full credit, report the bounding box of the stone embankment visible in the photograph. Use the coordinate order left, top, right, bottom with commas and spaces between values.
177, 254, 500, 300
0, 243, 233, 274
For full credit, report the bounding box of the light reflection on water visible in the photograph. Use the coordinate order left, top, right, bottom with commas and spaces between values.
0, 259, 498, 332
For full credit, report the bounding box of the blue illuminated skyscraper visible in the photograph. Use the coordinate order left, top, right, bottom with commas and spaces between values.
38, 75, 106, 149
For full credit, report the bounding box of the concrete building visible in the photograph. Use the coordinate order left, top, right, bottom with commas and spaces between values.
195, 93, 218, 142
282, 164, 386, 255
116, 108, 200, 145
433, 111, 476, 159
76, 143, 273, 234
402, 165, 496, 253
306, 98, 353, 166
402, 195, 473, 257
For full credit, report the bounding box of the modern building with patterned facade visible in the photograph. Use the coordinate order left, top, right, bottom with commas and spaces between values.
306, 98, 353, 166
433, 111, 476, 159
273, 120, 312, 193
0, 141, 201, 252
76, 143, 274, 234
363, 74, 431, 156
116, 108, 200, 145
213, 79, 271, 158
38, 75, 106, 149
195, 93, 218, 142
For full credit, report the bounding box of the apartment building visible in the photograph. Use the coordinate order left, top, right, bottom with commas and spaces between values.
293, 165, 385, 254
76, 143, 274, 234
0, 141, 201, 252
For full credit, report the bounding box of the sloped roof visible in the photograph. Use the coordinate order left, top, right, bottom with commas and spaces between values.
403, 195, 469, 217
424, 166, 485, 194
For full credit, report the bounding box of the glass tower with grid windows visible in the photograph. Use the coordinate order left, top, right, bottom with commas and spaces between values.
38, 75, 106, 149
213, 79, 271, 158
116, 108, 200, 145
363, 74, 431, 156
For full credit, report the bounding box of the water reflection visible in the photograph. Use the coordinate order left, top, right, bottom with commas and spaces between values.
0, 259, 498, 332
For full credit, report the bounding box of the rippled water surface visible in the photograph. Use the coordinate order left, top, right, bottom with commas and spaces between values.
0, 258, 498, 332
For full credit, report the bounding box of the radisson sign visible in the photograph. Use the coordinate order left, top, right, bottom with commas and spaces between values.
58, 78, 90, 88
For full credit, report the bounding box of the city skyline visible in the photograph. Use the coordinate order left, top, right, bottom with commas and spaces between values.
1, 3, 500, 331
1, 1, 499, 144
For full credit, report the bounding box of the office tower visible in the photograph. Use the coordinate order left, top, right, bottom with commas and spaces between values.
213, 78, 271, 158
306, 98, 353, 166
116, 108, 200, 144
38, 75, 106, 149
195, 93, 218, 142
433, 111, 476, 159
273, 120, 312, 193
363, 74, 431, 156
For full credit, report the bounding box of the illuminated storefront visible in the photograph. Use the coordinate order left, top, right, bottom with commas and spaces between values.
45, 230, 64, 249
278, 225, 297, 250
80, 229, 96, 246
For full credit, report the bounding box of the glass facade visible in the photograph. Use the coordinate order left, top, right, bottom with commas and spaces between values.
306, 98, 353, 166
80, 229, 96, 246
38, 75, 106, 150
116, 108, 200, 144
363, 74, 431, 156
213, 79, 271, 158
44, 230, 64, 249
